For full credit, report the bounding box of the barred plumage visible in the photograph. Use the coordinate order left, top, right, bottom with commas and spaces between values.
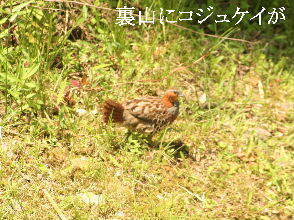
102, 90, 182, 134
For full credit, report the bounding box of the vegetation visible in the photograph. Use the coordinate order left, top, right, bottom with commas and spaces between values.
0, 0, 293, 219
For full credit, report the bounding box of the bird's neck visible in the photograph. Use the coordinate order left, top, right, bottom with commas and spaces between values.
162, 96, 179, 108
162, 96, 173, 108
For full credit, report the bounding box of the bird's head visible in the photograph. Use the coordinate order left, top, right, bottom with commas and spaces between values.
163, 89, 184, 107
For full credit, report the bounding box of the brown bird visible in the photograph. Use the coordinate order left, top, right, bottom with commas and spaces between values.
102, 90, 183, 135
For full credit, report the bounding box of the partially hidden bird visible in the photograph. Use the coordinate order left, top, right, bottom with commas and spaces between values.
102, 90, 182, 135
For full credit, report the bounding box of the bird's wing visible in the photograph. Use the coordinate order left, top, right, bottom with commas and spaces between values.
124, 97, 169, 123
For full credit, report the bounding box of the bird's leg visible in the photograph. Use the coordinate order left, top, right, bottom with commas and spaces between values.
125, 130, 132, 142
146, 133, 158, 148
146, 134, 153, 142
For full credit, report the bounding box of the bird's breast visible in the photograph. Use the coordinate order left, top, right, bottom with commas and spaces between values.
167, 101, 179, 116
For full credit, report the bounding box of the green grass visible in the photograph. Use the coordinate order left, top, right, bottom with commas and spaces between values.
0, 0, 293, 219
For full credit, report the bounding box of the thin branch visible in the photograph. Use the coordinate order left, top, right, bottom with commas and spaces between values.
43, 189, 68, 220
30, 5, 66, 11
114, 77, 168, 86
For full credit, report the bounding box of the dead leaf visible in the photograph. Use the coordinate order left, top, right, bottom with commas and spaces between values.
77, 192, 104, 205
71, 156, 91, 171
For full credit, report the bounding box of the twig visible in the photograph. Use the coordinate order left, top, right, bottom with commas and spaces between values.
43, 189, 68, 220
42, 0, 256, 44
114, 77, 168, 86
193, 51, 213, 64
30, 5, 66, 11
178, 185, 206, 202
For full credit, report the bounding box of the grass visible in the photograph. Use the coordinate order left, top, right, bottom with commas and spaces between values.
0, 0, 293, 219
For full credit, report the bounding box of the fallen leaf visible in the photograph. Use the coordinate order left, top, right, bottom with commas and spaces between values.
77, 192, 104, 205
71, 156, 91, 171
76, 109, 88, 116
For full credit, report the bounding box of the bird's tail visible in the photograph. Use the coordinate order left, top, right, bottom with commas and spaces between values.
102, 100, 124, 123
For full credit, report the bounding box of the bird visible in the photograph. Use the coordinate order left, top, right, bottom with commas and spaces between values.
102, 90, 183, 135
